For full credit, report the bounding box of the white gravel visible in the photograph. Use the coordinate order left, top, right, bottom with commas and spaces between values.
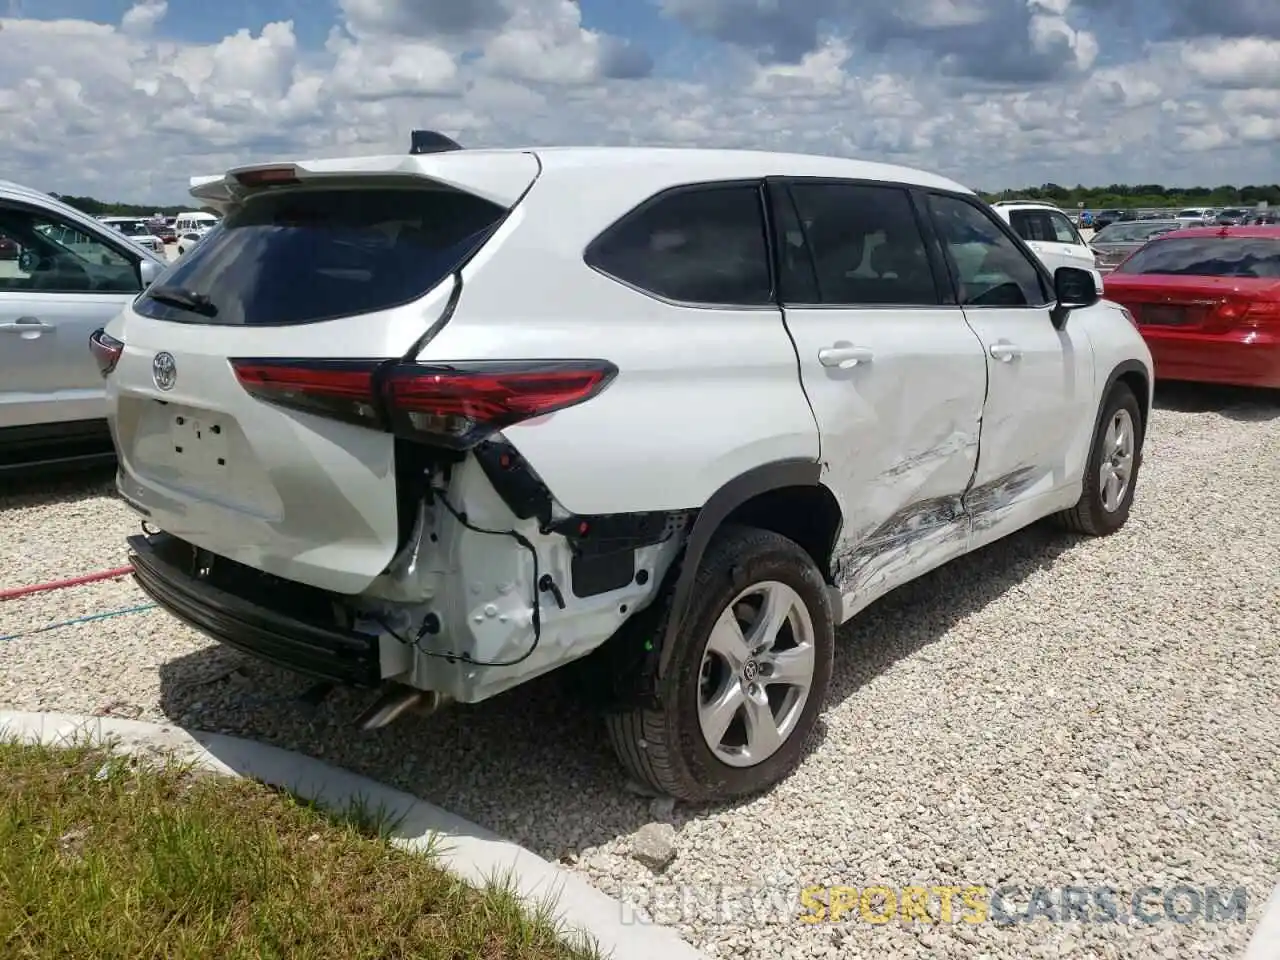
2, 383, 1278, 960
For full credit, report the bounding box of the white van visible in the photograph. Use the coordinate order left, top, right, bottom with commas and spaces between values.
173, 211, 220, 237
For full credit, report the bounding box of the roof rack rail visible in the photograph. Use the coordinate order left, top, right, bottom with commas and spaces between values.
410, 130, 463, 155
992, 198, 1061, 208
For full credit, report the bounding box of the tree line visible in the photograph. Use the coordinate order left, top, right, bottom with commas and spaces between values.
978, 183, 1280, 209
50, 195, 215, 217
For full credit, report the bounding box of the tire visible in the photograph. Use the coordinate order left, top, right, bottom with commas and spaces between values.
1053, 383, 1143, 536
604, 525, 835, 803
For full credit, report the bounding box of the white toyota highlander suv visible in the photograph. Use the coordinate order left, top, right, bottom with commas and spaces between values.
94, 135, 1154, 802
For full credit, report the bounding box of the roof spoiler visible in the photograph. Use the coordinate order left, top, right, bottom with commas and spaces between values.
410, 130, 463, 155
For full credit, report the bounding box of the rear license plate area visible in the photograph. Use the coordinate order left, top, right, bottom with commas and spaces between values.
1139, 304, 1193, 326
168, 408, 229, 477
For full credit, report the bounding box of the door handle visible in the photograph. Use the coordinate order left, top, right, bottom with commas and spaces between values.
989, 342, 1022, 362
0, 317, 53, 334
818, 345, 874, 369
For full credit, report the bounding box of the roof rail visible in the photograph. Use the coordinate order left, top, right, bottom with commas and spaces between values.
992, 199, 1061, 208
410, 130, 463, 155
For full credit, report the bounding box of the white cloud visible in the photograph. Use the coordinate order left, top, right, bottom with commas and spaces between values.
1181, 37, 1280, 89
749, 38, 852, 98
0, 0, 1276, 203
121, 0, 167, 36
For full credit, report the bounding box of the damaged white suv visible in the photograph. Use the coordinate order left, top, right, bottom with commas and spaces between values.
95, 134, 1154, 802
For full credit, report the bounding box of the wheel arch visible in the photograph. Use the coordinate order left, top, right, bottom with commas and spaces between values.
1098, 358, 1152, 445
656, 459, 843, 680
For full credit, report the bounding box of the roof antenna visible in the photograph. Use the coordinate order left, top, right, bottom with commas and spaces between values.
410, 130, 463, 155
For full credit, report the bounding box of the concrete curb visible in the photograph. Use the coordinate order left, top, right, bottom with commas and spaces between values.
0, 710, 708, 960
1244, 883, 1280, 960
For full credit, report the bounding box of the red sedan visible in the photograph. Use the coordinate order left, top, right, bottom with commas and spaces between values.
1102, 225, 1280, 389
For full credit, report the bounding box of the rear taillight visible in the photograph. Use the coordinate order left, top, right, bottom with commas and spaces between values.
1213, 297, 1280, 329
1240, 300, 1280, 327
89, 328, 123, 378
383, 361, 617, 449
230, 360, 382, 429
229, 359, 618, 450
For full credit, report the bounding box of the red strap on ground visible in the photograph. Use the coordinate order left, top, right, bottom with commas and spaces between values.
0, 566, 136, 602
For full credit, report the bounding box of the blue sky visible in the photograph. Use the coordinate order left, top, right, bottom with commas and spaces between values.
1, 0, 1278, 201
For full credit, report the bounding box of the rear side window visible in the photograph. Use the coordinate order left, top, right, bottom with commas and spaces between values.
1115, 236, 1280, 278
135, 187, 505, 325
783, 182, 940, 306
1009, 210, 1054, 243
585, 184, 772, 305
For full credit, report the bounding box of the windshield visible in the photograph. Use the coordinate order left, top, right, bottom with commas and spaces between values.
1115, 236, 1280, 277
1094, 222, 1178, 243
134, 186, 505, 325
1176, 210, 1206, 218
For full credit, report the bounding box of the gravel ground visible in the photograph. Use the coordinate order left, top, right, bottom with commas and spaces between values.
2, 383, 1278, 959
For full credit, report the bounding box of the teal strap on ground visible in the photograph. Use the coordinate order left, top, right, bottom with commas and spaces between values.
0, 603, 158, 642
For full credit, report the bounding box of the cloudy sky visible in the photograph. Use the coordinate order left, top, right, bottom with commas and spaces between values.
1, 0, 1277, 203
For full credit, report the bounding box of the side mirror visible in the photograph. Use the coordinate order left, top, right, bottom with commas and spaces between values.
1050, 266, 1100, 329
139, 258, 163, 288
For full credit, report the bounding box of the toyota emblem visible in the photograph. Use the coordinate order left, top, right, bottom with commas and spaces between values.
152, 351, 177, 391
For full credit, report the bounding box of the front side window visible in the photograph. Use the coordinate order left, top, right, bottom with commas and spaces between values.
784, 182, 940, 306
0, 205, 139, 294
1114, 236, 1280, 278
1048, 212, 1082, 245
586, 184, 772, 306
928, 194, 1048, 307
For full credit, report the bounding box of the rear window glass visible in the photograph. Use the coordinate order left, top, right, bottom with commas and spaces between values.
134, 187, 505, 325
1116, 236, 1280, 278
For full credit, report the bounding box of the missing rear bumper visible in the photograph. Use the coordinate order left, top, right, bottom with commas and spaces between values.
128, 532, 382, 686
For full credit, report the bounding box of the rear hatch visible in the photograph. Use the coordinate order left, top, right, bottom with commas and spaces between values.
107, 151, 540, 595
1103, 274, 1280, 331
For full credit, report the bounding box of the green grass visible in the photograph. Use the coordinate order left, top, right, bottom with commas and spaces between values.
0, 740, 602, 960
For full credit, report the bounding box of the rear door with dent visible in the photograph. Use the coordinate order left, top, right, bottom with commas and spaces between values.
769, 178, 989, 614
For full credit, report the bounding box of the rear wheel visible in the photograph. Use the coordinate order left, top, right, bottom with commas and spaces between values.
604, 525, 834, 803
1054, 383, 1143, 535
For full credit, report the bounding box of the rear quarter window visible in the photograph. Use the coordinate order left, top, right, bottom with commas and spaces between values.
135, 186, 505, 325
584, 183, 772, 306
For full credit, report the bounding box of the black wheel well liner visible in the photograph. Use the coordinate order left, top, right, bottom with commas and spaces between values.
656, 458, 842, 679
1098, 359, 1152, 442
